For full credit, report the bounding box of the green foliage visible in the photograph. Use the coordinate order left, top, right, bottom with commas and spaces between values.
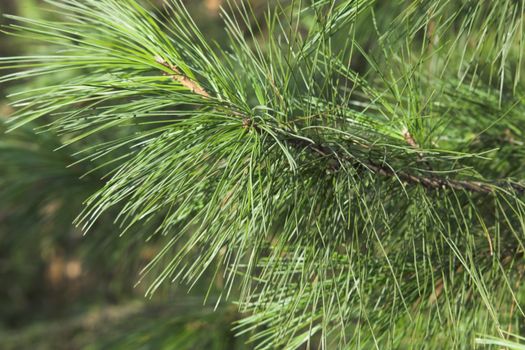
1, 0, 525, 348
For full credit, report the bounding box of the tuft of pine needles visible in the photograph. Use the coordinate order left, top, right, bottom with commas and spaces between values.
1, 0, 525, 348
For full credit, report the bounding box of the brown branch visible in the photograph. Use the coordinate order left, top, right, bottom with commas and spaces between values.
365, 162, 495, 193
285, 137, 524, 194
154, 59, 524, 195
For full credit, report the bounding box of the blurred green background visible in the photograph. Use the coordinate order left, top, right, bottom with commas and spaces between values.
0, 1, 256, 349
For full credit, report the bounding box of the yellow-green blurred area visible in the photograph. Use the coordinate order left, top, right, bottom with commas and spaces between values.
0, 1, 255, 349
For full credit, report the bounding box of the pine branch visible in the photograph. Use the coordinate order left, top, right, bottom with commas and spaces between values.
3, 0, 525, 348
154, 61, 524, 195
285, 136, 525, 194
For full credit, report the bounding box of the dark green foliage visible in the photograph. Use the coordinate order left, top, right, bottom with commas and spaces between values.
1, 0, 525, 348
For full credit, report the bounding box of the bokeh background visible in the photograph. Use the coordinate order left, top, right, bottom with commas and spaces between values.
0, 1, 258, 349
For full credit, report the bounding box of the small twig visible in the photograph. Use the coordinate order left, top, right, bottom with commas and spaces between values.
402, 127, 433, 170
155, 56, 210, 98
427, 19, 437, 51
402, 128, 419, 149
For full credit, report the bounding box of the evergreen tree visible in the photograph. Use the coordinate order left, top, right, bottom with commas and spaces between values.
1, 0, 525, 348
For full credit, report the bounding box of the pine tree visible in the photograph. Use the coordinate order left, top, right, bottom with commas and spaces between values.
1, 0, 525, 348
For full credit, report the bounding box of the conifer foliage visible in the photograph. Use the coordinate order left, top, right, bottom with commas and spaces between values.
2, 0, 525, 348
